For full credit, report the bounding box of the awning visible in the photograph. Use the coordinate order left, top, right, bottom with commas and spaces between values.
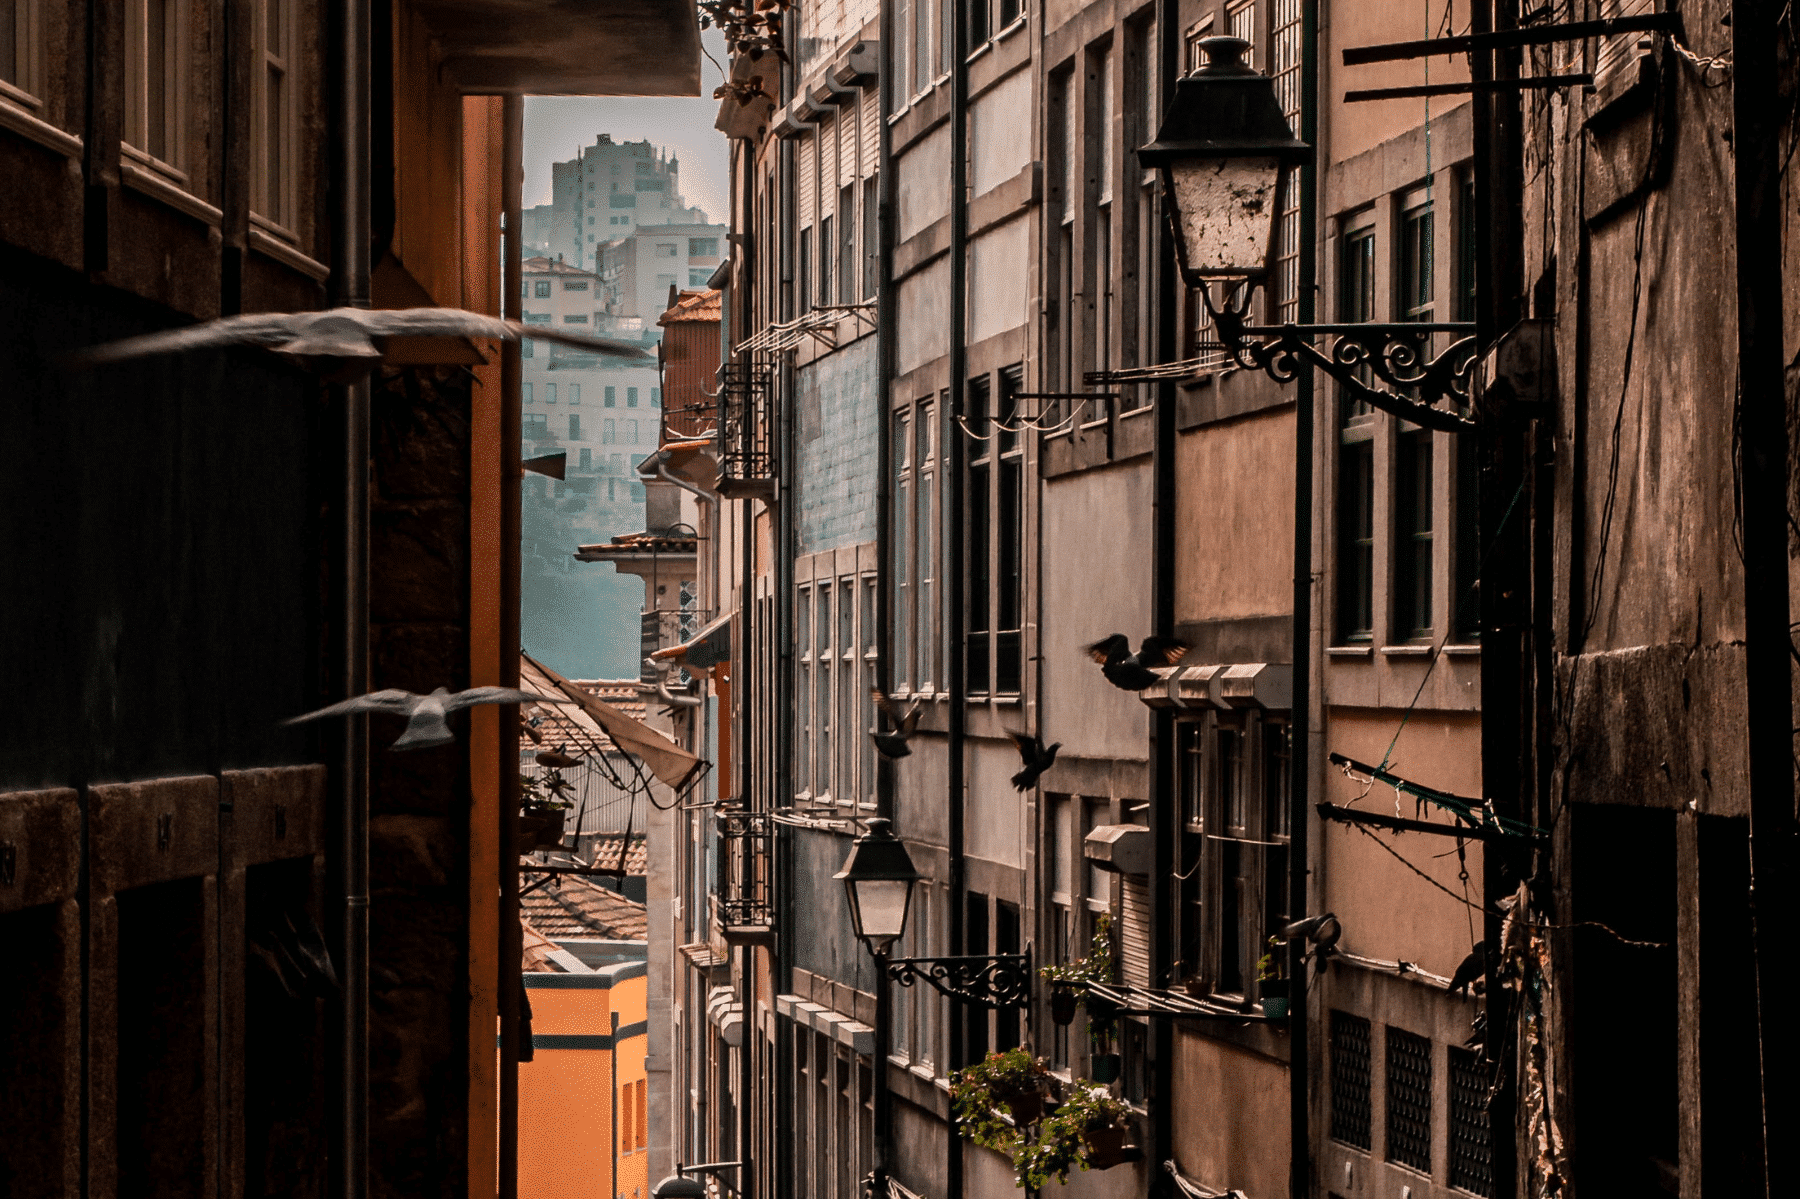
521, 651, 704, 790
648, 609, 733, 669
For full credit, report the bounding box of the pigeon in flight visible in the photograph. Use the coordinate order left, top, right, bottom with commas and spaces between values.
870, 689, 924, 759
67, 307, 651, 380
1448, 942, 1487, 996
1009, 732, 1061, 792
285, 686, 571, 751
1085, 634, 1192, 691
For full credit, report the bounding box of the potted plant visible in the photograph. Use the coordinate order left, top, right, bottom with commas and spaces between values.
518, 769, 575, 851
1011, 1085, 1137, 1187
1258, 936, 1290, 1019
1039, 914, 1117, 1027
952, 1048, 1055, 1137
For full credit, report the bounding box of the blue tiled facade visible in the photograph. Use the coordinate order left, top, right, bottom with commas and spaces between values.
794, 338, 880, 558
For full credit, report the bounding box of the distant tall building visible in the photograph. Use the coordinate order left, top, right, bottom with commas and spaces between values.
549, 135, 710, 270
597, 223, 725, 322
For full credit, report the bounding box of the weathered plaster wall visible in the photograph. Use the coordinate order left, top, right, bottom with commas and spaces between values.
796, 338, 881, 556
1171, 1031, 1290, 1199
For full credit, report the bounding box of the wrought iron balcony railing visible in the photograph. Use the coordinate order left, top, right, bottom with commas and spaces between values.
716, 359, 776, 498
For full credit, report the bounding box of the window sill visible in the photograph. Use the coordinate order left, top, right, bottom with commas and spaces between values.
1378, 644, 1434, 657
1441, 643, 1481, 657
122, 158, 222, 227
0, 94, 82, 157
1326, 645, 1374, 658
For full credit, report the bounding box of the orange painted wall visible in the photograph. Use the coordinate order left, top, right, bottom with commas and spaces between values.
518, 968, 650, 1199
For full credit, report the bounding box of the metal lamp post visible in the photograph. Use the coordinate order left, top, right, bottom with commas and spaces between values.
835, 818, 920, 1199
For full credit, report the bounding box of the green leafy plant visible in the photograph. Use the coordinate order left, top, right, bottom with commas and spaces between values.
1009, 1084, 1134, 1190
520, 769, 575, 813
1038, 913, 1116, 987
950, 1048, 1054, 1150
1257, 935, 1287, 983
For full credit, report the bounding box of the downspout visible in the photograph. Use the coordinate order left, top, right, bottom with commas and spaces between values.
1731, 2, 1799, 1192
498, 92, 526, 1199
329, 4, 371, 1199
1148, 2, 1179, 1193
1286, 5, 1319, 1198
946, 0, 971, 1121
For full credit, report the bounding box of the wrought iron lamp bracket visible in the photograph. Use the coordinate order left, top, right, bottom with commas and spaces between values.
884, 948, 1033, 1009
1203, 279, 1479, 433
1088, 278, 1479, 434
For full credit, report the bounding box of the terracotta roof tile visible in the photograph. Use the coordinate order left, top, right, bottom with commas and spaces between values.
518, 874, 648, 941
659, 288, 722, 325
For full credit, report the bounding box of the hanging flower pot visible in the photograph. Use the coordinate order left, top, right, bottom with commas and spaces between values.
1003, 1087, 1047, 1126
1089, 1052, 1121, 1084
1051, 989, 1079, 1025
1261, 975, 1290, 1018
1084, 1124, 1135, 1170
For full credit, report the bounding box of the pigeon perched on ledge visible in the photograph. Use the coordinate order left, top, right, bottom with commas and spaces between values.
284, 686, 571, 751
1085, 634, 1191, 691
66, 306, 651, 379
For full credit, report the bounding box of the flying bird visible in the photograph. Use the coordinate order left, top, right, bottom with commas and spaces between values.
536, 744, 584, 769
870, 689, 924, 759
285, 686, 571, 751
1448, 942, 1487, 996
1085, 634, 1191, 691
67, 306, 652, 380
1009, 732, 1061, 792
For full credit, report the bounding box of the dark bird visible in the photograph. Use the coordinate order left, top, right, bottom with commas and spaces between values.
1085, 634, 1192, 691
870, 689, 924, 758
67, 306, 652, 380
536, 743, 584, 769
285, 686, 570, 751
1009, 732, 1062, 792
1448, 942, 1487, 996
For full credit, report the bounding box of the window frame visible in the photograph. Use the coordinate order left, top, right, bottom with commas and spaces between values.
123, 0, 188, 182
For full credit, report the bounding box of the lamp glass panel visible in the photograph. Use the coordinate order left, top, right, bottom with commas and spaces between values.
1168, 156, 1282, 277
851, 877, 913, 947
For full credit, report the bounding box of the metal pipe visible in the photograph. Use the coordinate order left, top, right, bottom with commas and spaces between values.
1732, 3, 1798, 1192
946, 32, 970, 1199
1286, 6, 1318, 1198
499, 91, 526, 1199
329, 2, 371, 1197
1149, 2, 1181, 1192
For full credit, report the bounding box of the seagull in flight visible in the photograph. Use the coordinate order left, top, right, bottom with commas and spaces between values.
1085, 634, 1191, 691
67, 307, 651, 379
284, 686, 572, 751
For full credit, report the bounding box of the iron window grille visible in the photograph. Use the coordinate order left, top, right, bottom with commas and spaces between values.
715, 808, 773, 929
717, 360, 777, 495
1386, 1026, 1434, 1173
1448, 1046, 1495, 1196
1330, 1010, 1373, 1150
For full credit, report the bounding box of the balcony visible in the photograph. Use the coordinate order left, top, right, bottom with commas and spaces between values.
716, 360, 776, 499
712, 807, 773, 945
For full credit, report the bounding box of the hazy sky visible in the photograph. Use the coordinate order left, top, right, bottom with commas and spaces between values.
523, 28, 732, 224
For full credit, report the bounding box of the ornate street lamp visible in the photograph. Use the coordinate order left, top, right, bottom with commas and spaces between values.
1110, 36, 1479, 434
835, 817, 921, 956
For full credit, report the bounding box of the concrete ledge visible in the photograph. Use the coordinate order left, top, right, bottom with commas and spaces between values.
776, 993, 876, 1056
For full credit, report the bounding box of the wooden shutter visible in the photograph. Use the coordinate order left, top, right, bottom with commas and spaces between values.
839, 94, 860, 185
860, 84, 880, 178
798, 132, 816, 229
1120, 877, 1152, 988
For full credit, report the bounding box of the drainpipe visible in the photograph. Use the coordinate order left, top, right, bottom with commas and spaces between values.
1286, 6, 1319, 1198
946, 0, 970, 1123
329, 3, 371, 1198
1148, 2, 1179, 1193
646, 657, 706, 709
1732, 3, 1799, 1193
499, 93, 526, 1199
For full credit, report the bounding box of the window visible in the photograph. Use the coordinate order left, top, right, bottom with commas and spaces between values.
1400, 199, 1435, 322
252, 0, 297, 230
125, 0, 185, 171
605, 386, 617, 407
914, 399, 940, 690
892, 408, 912, 689
838, 184, 857, 305
1090, 45, 1115, 402
1387, 1028, 1433, 1173
1455, 171, 1478, 323
544, 383, 556, 404
1228, 0, 1258, 56
569, 384, 581, 405
966, 375, 993, 694
1272, 0, 1302, 321
816, 582, 832, 798
912, 0, 933, 94
623, 419, 638, 443
1330, 1011, 1373, 1149
1336, 224, 1377, 643
650, 388, 660, 407
656, 243, 678, 257
522, 382, 534, 404
579, 448, 592, 469
1176, 713, 1292, 998
689, 269, 712, 285
562, 313, 588, 324
627, 387, 639, 408
1448, 1047, 1495, 1196
798, 226, 812, 316
2, 0, 37, 93
562, 280, 588, 291
688, 237, 718, 257
568, 414, 581, 440
818, 216, 833, 305
534, 280, 552, 298
522, 339, 533, 358
522, 412, 547, 435
602, 419, 616, 444
862, 175, 879, 300
1393, 430, 1434, 641
1184, 18, 1215, 75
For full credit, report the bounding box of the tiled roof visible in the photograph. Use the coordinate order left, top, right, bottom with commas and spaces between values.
583, 834, 649, 876
573, 530, 700, 559
518, 874, 648, 941
523, 255, 598, 277
659, 288, 722, 325
520, 662, 649, 757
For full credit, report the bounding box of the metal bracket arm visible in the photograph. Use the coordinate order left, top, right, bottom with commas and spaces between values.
885, 951, 1033, 1009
